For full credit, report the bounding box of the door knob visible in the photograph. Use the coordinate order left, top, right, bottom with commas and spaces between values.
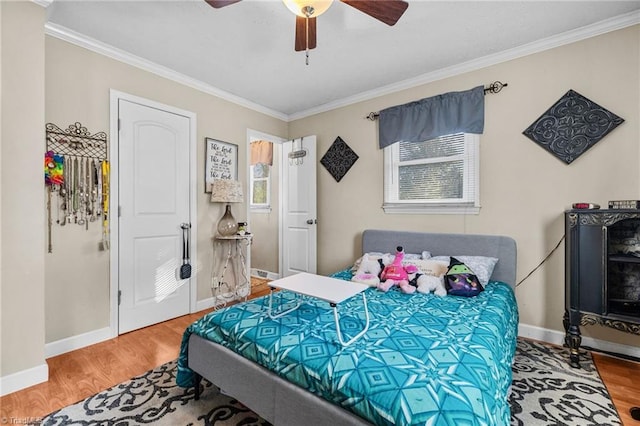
306, 219, 317, 225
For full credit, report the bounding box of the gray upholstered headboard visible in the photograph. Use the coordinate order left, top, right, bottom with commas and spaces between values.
362, 229, 517, 289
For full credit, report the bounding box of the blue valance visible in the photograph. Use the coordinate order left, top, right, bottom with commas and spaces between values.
378, 86, 485, 149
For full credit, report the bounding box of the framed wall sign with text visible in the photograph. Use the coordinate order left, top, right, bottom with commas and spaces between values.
205, 138, 238, 192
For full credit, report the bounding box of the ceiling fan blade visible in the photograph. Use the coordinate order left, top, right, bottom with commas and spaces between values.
295, 16, 317, 52
340, 0, 408, 26
204, 0, 242, 8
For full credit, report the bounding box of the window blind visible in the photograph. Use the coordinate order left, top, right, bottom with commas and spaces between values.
383, 133, 479, 210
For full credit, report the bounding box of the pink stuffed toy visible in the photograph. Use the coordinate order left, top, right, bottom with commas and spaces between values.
377, 246, 417, 294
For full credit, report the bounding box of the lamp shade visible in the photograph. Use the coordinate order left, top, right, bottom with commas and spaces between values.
210, 179, 243, 203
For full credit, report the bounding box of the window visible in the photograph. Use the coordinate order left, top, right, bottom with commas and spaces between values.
250, 162, 271, 211
383, 133, 479, 214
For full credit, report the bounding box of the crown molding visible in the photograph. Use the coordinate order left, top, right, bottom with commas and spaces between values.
44, 22, 289, 122
288, 10, 640, 121
32, 0, 53, 8
44, 10, 639, 123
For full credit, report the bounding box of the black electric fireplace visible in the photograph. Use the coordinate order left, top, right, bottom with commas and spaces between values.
564, 209, 640, 368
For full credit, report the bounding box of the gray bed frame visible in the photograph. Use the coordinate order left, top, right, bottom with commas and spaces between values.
188, 229, 517, 425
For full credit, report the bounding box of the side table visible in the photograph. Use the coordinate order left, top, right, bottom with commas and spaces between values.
211, 234, 252, 308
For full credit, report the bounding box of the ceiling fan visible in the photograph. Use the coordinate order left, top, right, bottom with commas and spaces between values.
205, 0, 409, 64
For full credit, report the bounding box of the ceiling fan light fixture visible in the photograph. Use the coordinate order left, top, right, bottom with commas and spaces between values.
283, 0, 333, 17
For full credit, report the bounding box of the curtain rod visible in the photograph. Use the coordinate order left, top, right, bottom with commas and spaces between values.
365, 81, 508, 121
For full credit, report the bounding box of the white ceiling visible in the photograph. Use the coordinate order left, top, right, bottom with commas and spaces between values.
45, 0, 640, 120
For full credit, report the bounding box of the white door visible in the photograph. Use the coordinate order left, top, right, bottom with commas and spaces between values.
118, 99, 191, 334
281, 136, 317, 277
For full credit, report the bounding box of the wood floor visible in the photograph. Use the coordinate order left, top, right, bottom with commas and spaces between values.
592, 351, 640, 425
1, 277, 639, 425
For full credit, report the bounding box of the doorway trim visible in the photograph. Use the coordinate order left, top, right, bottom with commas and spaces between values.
109, 90, 198, 336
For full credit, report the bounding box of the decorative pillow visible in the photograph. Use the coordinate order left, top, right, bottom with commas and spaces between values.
351, 251, 425, 271
402, 258, 448, 277
430, 255, 498, 286
444, 257, 484, 297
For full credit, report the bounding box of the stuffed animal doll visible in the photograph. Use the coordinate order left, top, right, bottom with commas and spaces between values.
378, 246, 416, 294
415, 274, 447, 296
404, 259, 448, 296
444, 257, 484, 297
352, 253, 383, 287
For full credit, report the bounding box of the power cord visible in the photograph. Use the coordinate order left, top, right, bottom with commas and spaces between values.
515, 235, 565, 288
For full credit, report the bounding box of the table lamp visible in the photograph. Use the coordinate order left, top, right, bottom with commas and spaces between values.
210, 179, 243, 236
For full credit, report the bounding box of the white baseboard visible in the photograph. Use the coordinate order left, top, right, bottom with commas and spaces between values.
0, 363, 48, 397
195, 295, 242, 312
196, 296, 218, 312
45, 327, 115, 359
518, 323, 566, 346
1, 328, 113, 396
518, 323, 640, 359
250, 268, 279, 281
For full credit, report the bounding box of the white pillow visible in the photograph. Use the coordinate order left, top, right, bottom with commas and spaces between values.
430, 255, 499, 286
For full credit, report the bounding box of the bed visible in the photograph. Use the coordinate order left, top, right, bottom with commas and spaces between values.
177, 229, 518, 425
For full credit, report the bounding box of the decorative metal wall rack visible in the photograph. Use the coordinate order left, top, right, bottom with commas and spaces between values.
45, 122, 110, 253
46, 122, 108, 160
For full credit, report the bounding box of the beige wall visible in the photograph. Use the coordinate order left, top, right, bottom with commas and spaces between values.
289, 25, 640, 347
1, 1, 47, 376
43, 38, 287, 342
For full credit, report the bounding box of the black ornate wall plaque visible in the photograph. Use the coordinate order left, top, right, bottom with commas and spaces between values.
320, 136, 359, 182
523, 89, 624, 164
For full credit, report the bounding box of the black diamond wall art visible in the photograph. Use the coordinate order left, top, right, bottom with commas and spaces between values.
320, 136, 359, 182
522, 89, 624, 164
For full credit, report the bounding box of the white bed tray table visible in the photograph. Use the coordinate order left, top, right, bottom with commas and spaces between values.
267, 272, 370, 347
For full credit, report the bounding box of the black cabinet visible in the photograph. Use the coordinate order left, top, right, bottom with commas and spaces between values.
564, 209, 640, 368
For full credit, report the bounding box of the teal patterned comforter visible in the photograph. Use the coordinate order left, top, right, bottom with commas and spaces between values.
177, 270, 518, 426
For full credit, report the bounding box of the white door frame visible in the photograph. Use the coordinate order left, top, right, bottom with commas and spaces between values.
109, 90, 198, 336
246, 129, 286, 278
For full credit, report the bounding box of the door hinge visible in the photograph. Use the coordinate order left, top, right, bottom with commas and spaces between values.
118, 118, 121, 131
118, 206, 121, 217
118, 290, 122, 305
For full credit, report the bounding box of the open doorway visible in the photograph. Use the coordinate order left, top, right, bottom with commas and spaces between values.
246, 129, 286, 282
246, 130, 318, 287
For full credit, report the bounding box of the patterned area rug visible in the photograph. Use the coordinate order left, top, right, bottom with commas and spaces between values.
39, 338, 620, 426
510, 339, 620, 426
38, 362, 268, 426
